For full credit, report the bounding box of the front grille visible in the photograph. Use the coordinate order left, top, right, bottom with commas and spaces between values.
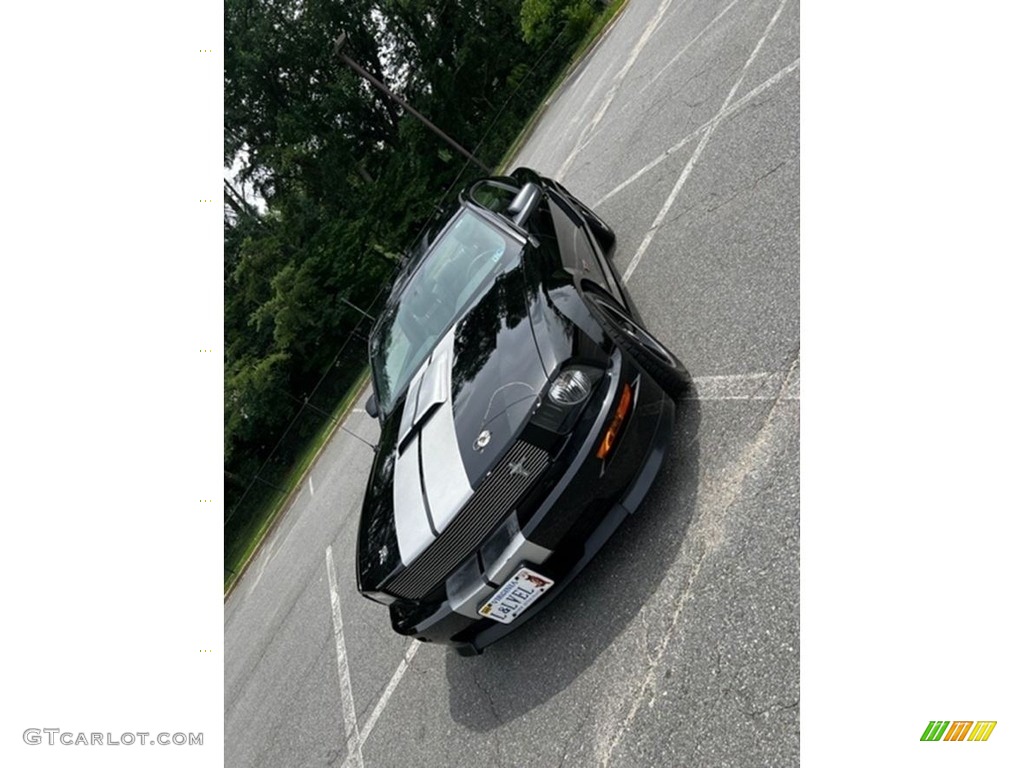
385, 440, 549, 600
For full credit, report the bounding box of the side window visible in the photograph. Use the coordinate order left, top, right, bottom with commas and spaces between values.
468, 180, 518, 213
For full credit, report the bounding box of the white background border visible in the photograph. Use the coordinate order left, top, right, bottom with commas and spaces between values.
2, 1, 1022, 766
803, 1, 1022, 764
3, 2, 222, 765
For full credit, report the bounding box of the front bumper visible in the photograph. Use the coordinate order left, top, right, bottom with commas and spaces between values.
392, 364, 676, 655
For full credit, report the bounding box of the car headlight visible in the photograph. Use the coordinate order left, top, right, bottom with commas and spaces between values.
548, 369, 592, 405
532, 364, 604, 433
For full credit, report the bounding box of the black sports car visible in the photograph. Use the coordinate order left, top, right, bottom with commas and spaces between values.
356, 167, 689, 655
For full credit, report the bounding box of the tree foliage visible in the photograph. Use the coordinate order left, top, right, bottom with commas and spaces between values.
224, 0, 596, 530
520, 0, 600, 46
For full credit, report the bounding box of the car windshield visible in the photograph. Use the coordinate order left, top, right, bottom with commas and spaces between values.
370, 209, 521, 416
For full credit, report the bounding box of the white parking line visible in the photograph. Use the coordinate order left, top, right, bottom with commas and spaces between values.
692, 370, 799, 401
339, 641, 421, 768
623, 0, 790, 284
595, 58, 800, 209
326, 546, 364, 768
556, 0, 677, 180
246, 549, 272, 597
309, 475, 315, 497
637, 0, 744, 101
359, 641, 420, 746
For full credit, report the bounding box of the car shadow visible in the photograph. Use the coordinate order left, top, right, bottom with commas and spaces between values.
445, 393, 701, 730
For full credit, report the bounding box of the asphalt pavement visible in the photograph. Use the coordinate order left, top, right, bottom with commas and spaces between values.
225, 0, 800, 765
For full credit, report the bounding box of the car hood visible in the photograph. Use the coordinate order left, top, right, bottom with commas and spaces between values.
358, 262, 554, 593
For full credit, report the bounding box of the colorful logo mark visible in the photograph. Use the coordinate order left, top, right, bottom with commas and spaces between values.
920, 721, 997, 742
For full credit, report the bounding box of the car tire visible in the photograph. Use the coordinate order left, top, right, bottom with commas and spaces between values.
587, 293, 691, 399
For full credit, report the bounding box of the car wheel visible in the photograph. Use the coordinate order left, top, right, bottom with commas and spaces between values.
587, 293, 691, 399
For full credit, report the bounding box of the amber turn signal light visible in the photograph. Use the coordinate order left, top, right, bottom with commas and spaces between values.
597, 383, 633, 460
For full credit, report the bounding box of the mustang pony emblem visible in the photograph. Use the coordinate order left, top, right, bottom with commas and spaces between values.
509, 459, 530, 479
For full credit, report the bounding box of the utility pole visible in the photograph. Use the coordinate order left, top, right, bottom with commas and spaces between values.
339, 296, 376, 322
332, 32, 490, 174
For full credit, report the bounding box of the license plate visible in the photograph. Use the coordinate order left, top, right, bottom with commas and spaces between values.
477, 567, 554, 624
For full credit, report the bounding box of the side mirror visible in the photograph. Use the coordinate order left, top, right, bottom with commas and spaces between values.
507, 182, 542, 226
365, 393, 379, 419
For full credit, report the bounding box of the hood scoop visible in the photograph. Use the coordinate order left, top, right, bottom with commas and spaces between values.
397, 338, 452, 454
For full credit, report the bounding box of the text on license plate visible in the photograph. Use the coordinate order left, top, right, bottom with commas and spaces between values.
477, 567, 554, 624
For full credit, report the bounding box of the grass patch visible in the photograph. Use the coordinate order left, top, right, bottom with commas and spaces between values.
575, 0, 628, 59
224, 368, 371, 594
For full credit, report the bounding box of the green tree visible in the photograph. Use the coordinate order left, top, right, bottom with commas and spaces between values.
223, 0, 600, 535
520, 0, 598, 46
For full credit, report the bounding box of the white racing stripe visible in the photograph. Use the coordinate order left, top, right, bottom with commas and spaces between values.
419, 408, 474, 531
394, 354, 435, 564
392, 431, 435, 564
392, 328, 474, 562
325, 546, 363, 768
418, 333, 473, 533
